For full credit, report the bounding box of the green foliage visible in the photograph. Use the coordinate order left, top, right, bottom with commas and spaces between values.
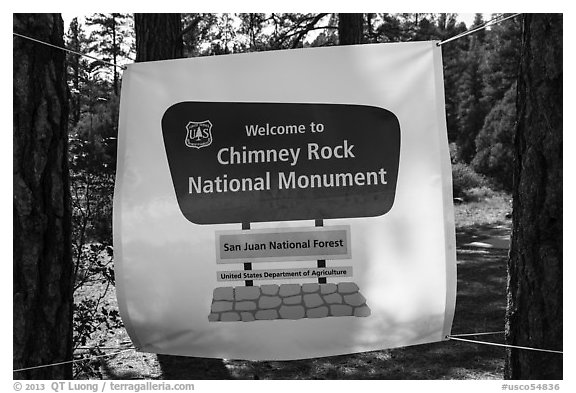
309, 29, 338, 47
452, 162, 490, 198
205, 13, 242, 54
66, 16, 122, 378
72, 347, 106, 379
462, 186, 498, 202
181, 13, 215, 57
454, 38, 489, 163
472, 84, 516, 190
433, 15, 468, 143
183, 13, 341, 55
71, 240, 121, 378
85, 13, 135, 94
70, 97, 118, 174
66, 18, 91, 127
480, 15, 522, 105
464, 14, 521, 192
238, 13, 270, 51
69, 93, 118, 247
74, 298, 122, 348
454, 14, 520, 187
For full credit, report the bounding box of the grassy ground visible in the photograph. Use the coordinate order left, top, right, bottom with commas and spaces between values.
76, 193, 512, 380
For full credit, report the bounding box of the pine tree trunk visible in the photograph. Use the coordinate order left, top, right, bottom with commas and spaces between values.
135, 13, 183, 62
505, 13, 563, 380
338, 13, 364, 45
13, 13, 73, 379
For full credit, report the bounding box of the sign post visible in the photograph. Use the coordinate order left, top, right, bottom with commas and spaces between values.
242, 222, 252, 287
316, 219, 327, 285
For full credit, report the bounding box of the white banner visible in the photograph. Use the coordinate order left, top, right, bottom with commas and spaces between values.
114, 41, 456, 360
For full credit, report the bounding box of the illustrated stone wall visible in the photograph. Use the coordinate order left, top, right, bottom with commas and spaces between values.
208, 282, 370, 322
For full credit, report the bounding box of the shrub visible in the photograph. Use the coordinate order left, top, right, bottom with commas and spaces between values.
452, 162, 489, 198
463, 186, 497, 202
472, 84, 516, 191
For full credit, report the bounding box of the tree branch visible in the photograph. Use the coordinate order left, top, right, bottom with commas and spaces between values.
291, 13, 330, 48
271, 13, 330, 47
180, 16, 202, 39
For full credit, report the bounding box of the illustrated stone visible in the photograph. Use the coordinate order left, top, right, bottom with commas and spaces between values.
279, 284, 301, 297
235, 301, 257, 311
221, 312, 241, 321
209, 283, 371, 322
283, 295, 302, 305
261, 284, 279, 295
255, 309, 278, 320
213, 287, 234, 301
211, 301, 233, 313
241, 312, 255, 322
235, 286, 261, 300
302, 283, 320, 293
343, 293, 366, 307
330, 304, 353, 316
279, 305, 306, 319
320, 283, 338, 294
324, 293, 343, 304
307, 306, 329, 318
337, 282, 359, 294
303, 293, 324, 308
259, 296, 282, 309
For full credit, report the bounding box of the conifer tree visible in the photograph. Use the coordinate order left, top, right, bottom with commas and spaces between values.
13, 12, 73, 379
506, 13, 562, 379
86, 13, 134, 95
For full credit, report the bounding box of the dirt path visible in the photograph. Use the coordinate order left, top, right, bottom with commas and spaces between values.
457, 223, 511, 250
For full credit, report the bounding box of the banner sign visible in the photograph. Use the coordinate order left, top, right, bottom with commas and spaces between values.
216, 266, 354, 282
115, 41, 456, 360
162, 102, 400, 224
216, 226, 351, 263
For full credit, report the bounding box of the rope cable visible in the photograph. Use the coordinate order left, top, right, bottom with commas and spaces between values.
450, 331, 505, 337
448, 336, 563, 354
13, 32, 128, 70
13, 348, 136, 373
437, 13, 522, 46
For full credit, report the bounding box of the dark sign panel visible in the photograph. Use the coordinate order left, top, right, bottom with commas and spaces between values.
161, 102, 401, 224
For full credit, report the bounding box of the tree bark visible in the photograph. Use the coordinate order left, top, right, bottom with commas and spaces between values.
13, 13, 73, 379
505, 13, 563, 380
135, 13, 183, 62
338, 13, 364, 45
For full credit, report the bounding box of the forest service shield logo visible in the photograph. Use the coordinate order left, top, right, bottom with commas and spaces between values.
185, 120, 213, 149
